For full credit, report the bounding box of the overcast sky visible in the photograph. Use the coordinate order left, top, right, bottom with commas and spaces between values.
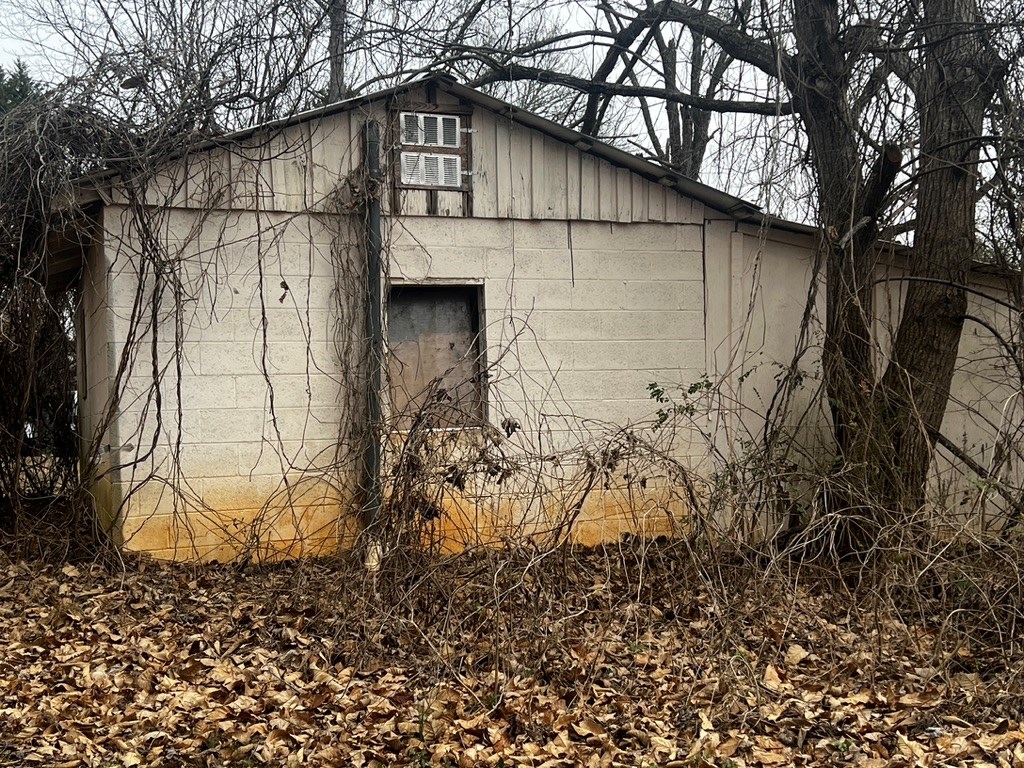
0, 36, 24, 69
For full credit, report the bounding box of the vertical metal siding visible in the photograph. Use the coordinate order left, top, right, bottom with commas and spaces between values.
142, 85, 701, 224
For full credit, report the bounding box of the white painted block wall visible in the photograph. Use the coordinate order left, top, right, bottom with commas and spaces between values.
390, 218, 709, 457
90, 206, 714, 558
96, 205, 361, 559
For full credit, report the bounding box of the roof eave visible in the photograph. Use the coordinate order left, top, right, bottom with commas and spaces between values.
433, 77, 801, 226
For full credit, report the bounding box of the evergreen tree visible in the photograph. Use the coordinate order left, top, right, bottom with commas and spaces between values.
0, 60, 38, 113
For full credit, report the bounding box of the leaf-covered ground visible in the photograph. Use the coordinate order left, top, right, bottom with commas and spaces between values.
1, 544, 1023, 767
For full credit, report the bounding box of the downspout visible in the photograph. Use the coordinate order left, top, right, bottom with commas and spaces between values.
362, 120, 383, 530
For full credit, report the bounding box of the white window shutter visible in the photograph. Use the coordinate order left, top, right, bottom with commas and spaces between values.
422, 115, 440, 145
401, 153, 423, 184
423, 155, 441, 185
400, 152, 463, 188
442, 156, 460, 186
399, 112, 461, 148
401, 113, 421, 144
441, 116, 459, 147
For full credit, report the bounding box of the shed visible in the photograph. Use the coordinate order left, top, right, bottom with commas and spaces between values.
65, 74, 1013, 560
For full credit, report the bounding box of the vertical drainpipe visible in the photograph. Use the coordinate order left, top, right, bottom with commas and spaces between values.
363, 120, 383, 529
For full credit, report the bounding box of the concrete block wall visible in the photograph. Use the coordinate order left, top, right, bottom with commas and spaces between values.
95, 205, 363, 560
873, 261, 1024, 515
87, 202, 715, 558
79, 225, 119, 532
82, 99, 723, 558
388, 217, 709, 546
704, 220, 1024, 530
391, 218, 707, 442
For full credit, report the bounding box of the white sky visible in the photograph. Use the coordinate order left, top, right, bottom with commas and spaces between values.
0, 36, 25, 69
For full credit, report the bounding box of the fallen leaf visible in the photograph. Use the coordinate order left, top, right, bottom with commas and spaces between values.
785, 643, 810, 667
898, 690, 942, 708
574, 716, 604, 736
763, 664, 785, 692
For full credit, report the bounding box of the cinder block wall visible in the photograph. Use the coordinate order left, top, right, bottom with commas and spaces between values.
389, 218, 709, 547
92, 210, 713, 558
873, 260, 1024, 517
704, 219, 1024, 530
83, 91, 720, 559
79, 219, 118, 532
391, 218, 706, 439
97, 205, 362, 560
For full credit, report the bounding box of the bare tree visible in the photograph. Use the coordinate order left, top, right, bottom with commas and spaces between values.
9, 0, 326, 127
459, 0, 1020, 549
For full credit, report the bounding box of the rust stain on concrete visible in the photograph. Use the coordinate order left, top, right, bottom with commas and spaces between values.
119, 473, 689, 562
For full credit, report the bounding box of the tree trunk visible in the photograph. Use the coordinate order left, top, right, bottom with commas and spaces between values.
871, 0, 999, 509
786, 0, 876, 468
326, 0, 348, 104
786, 0, 999, 554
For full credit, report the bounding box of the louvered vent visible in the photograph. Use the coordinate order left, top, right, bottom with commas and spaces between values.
401, 153, 462, 187
400, 112, 461, 148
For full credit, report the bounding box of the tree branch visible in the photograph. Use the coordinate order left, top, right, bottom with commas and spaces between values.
660, 1, 790, 79
861, 143, 904, 220
929, 425, 1024, 529
509, 0, 791, 133
469, 64, 793, 117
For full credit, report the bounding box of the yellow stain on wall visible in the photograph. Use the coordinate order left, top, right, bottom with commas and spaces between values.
115, 473, 689, 562
422, 484, 687, 553
115, 474, 357, 562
